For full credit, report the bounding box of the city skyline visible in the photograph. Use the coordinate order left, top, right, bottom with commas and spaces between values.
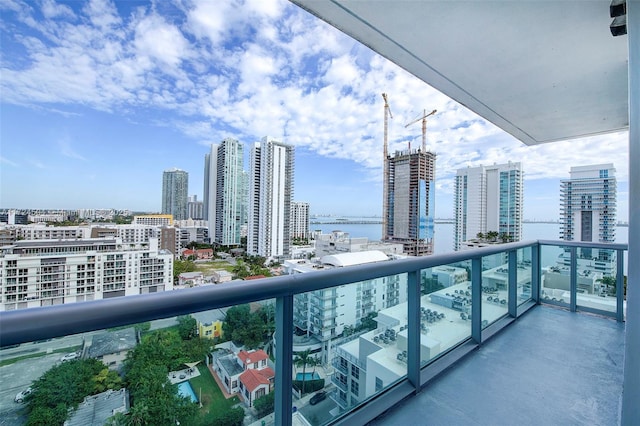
0, 0, 630, 222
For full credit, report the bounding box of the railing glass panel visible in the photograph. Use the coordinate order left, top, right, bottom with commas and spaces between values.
1, 303, 276, 426
517, 247, 533, 306
480, 253, 509, 327
540, 245, 571, 307
317, 274, 408, 424
575, 247, 617, 315
419, 260, 472, 367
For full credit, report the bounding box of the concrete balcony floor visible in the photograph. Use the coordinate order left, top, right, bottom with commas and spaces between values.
369, 305, 625, 426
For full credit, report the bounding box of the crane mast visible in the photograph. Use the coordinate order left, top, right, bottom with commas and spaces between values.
382, 93, 393, 240
405, 109, 437, 152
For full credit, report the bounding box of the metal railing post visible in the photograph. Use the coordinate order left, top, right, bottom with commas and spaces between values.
617, 249, 625, 322
471, 257, 482, 343
407, 269, 421, 392
508, 250, 517, 317
275, 295, 294, 426
570, 246, 577, 312
532, 243, 540, 304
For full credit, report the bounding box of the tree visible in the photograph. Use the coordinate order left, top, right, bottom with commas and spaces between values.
486, 231, 499, 242
209, 407, 245, 426
25, 358, 121, 426
223, 304, 273, 348
177, 315, 197, 340
294, 349, 312, 394
597, 275, 617, 295
173, 259, 196, 281
254, 391, 275, 417
498, 232, 513, 243
476, 232, 485, 240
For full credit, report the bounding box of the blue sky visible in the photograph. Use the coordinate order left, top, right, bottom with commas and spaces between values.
0, 0, 630, 221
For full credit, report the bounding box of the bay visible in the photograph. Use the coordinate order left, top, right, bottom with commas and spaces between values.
310, 220, 629, 255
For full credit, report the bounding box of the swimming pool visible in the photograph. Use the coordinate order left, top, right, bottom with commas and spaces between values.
177, 381, 198, 403
296, 372, 320, 381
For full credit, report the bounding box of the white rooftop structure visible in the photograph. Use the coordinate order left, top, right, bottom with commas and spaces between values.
321, 250, 389, 267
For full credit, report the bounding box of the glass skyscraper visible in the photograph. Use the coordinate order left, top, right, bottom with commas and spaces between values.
204, 138, 245, 247
454, 162, 523, 250
161, 168, 189, 221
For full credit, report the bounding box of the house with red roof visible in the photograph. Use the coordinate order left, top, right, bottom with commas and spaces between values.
214, 349, 274, 407
181, 248, 213, 260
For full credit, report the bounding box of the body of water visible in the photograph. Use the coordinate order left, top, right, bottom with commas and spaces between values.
310, 220, 629, 255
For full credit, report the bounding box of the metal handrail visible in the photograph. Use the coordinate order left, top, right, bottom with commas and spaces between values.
0, 239, 627, 347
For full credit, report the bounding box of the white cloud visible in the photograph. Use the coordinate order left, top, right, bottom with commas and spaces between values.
0, 156, 19, 167
134, 13, 190, 69
58, 138, 87, 161
41, 0, 75, 19
0, 0, 630, 202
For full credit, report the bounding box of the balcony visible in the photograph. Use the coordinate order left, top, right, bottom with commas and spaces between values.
0, 239, 629, 425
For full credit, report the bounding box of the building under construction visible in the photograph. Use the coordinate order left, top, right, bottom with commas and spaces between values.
384, 148, 436, 256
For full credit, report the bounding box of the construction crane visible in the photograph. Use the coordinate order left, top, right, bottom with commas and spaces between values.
405, 109, 437, 152
382, 93, 393, 240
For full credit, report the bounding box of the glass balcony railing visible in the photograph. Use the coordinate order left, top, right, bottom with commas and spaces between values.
0, 240, 628, 426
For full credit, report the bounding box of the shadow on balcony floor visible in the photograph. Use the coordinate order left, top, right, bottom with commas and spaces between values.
369, 305, 625, 426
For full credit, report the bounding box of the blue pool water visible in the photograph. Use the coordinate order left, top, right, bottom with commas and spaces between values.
296, 372, 320, 381
177, 381, 198, 403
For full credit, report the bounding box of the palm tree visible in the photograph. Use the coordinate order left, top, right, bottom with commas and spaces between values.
498, 232, 512, 243
486, 231, 499, 242
294, 349, 312, 394
597, 275, 617, 295
476, 232, 485, 240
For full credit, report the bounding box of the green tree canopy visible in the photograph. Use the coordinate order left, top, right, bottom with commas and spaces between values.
25, 358, 122, 426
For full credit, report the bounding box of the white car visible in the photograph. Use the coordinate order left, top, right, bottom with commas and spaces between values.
14, 388, 32, 403
60, 352, 80, 362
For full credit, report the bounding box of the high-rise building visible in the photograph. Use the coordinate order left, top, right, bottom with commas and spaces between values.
161, 168, 189, 221
248, 137, 294, 259
454, 162, 523, 250
290, 201, 310, 240
560, 164, 616, 243
205, 139, 245, 247
187, 195, 204, 220
384, 149, 436, 256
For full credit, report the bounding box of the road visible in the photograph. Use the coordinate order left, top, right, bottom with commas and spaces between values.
0, 352, 63, 426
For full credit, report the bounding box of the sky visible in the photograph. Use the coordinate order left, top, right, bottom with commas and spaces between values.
0, 0, 630, 221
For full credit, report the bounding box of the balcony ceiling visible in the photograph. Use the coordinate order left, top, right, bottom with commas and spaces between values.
291, 1, 629, 145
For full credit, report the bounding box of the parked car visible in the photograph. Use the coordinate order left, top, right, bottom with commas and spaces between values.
309, 390, 327, 405
60, 352, 80, 362
15, 388, 32, 403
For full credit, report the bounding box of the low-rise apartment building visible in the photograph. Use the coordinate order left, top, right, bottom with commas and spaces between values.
0, 237, 173, 311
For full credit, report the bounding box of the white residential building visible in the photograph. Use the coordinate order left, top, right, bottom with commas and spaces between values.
248, 137, 294, 260
454, 162, 523, 251
560, 164, 616, 244
133, 214, 174, 227
214, 349, 274, 408
291, 201, 310, 240
285, 250, 406, 363
205, 139, 245, 247
0, 238, 173, 311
